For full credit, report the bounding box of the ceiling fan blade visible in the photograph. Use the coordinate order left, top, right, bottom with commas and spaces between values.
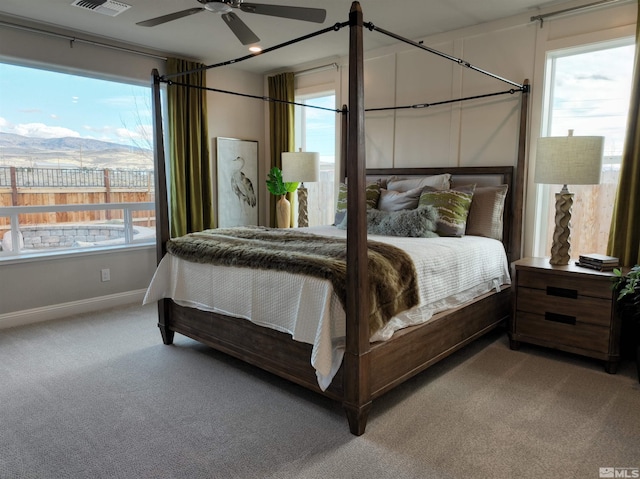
221, 12, 260, 45
136, 8, 204, 27
239, 3, 326, 23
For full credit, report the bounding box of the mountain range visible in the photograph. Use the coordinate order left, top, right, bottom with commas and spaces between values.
0, 132, 153, 170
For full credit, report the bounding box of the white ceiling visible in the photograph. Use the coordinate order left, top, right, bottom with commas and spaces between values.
0, 0, 575, 73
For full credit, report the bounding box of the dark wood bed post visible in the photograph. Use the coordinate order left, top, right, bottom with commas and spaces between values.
343, 1, 372, 436
151, 68, 174, 345
511, 78, 530, 263
340, 104, 348, 182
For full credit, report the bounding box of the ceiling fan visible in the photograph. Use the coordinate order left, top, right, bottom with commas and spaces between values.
136, 0, 327, 46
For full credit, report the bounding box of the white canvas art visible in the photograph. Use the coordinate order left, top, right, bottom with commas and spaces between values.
215, 137, 258, 227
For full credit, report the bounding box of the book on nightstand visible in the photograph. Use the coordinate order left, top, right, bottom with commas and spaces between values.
576, 253, 619, 271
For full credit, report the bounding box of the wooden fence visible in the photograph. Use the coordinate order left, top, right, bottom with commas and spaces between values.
0, 166, 155, 227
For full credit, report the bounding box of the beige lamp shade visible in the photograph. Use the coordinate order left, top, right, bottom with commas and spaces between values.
281, 152, 320, 183
534, 134, 604, 186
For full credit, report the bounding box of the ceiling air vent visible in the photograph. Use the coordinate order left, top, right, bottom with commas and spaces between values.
71, 0, 131, 17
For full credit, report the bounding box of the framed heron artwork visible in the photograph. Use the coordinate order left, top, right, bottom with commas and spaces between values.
214, 137, 258, 227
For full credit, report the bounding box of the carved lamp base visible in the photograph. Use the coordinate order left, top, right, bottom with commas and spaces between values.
297, 185, 309, 228
549, 191, 573, 266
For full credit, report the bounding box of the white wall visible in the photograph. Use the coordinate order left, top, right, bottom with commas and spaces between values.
335, 19, 535, 169
0, 15, 163, 85
207, 68, 267, 225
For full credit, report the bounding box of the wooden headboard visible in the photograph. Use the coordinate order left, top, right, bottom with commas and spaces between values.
366, 166, 516, 262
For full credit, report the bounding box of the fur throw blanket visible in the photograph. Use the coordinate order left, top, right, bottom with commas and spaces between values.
337, 204, 439, 238
167, 227, 419, 334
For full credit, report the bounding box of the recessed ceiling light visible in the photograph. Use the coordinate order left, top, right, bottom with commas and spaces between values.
249, 46, 262, 53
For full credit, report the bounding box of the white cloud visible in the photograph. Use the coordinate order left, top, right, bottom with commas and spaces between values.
114, 125, 152, 141
0, 121, 81, 139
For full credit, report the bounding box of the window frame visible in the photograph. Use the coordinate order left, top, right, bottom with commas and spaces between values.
0, 59, 159, 263
293, 85, 338, 226
526, 21, 636, 258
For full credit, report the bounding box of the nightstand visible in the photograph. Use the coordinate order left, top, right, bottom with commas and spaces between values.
510, 257, 621, 373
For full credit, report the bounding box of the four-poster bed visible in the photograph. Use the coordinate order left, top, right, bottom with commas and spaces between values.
146, 1, 530, 435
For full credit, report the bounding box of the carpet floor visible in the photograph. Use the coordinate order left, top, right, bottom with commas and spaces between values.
1, 303, 638, 479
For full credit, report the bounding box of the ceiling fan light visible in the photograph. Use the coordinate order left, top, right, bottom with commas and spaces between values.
204, 3, 232, 14
249, 45, 262, 52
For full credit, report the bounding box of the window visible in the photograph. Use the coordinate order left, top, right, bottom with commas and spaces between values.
294, 92, 336, 226
534, 39, 635, 259
0, 62, 155, 259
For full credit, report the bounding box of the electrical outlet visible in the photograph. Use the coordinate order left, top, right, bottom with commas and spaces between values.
101, 268, 110, 282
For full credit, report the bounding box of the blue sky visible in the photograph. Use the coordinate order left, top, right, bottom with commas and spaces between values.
0, 62, 152, 149
300, 95, 336, 159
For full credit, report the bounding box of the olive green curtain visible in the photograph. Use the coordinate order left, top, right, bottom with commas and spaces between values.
167, 58, 214, 238
268, 72, 295, 227
607, 10, 640, 266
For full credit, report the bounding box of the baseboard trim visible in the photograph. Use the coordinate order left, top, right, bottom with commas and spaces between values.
0, 290, 147, 329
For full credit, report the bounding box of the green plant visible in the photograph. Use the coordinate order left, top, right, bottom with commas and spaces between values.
613, 266, 640, 378
613, 265, 640, 302
266, 167, 298, 196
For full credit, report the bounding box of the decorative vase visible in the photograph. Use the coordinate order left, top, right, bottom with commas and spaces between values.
276, 195, 291, 228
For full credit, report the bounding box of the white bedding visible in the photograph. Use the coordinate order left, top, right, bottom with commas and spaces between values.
143, 226, 510, 390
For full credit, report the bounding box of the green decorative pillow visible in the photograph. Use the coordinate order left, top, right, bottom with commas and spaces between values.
418, 184, 476, 237
334, 181, 380, 225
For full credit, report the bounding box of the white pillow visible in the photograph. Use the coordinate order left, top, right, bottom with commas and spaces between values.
378, 186, 425, 211
386, 173, 451, 192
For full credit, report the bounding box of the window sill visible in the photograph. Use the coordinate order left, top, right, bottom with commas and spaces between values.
0, 242, 156, 265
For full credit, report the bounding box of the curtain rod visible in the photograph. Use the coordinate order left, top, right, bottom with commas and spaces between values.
530, 0, 629, 26
294, 62, 339, 77
0, 19, 167, 61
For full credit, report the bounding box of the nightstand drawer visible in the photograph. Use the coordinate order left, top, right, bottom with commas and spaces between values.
516, 287, 612, 327
515, 311, 609, 353
518, 270, 612, 300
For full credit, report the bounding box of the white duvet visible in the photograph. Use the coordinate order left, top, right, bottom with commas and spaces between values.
143, 226, 510, 390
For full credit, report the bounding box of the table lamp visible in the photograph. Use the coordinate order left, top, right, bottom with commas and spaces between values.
534, 130, 604, 265
282, 151, 320, 227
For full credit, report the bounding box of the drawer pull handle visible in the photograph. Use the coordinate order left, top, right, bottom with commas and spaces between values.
546, 286, 578, 299
544, 312, 576, 325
